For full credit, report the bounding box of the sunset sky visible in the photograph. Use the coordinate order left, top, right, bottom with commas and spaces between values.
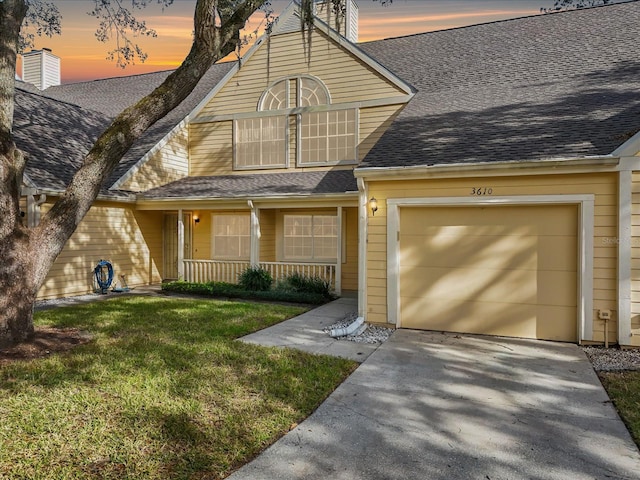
20, 0, 553, 83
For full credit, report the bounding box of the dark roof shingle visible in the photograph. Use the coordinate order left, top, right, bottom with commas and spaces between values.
140, 169, 358, 199
358, 1, 640, 168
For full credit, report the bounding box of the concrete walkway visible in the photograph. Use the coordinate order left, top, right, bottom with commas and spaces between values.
241, 297, 381, 362
232, 328, 640, 479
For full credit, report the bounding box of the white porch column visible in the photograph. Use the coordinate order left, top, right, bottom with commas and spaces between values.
335, 206, 342, 296
177, 209, 185, 280
249, 201, 261, 266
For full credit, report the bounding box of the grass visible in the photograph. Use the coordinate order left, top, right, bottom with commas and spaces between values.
599, 371, 640, 447
0, 297, 357, 479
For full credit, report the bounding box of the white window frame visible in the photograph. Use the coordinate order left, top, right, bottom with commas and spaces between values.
258, 79, 291, 111
297, 108, 359, 167
210, 213, 251, 261
233, 116, 288, 170
385, 195, 595, 343
281, 214, 339, 263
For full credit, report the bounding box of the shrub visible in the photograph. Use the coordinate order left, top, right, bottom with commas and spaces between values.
277, 272, 333, 297
238, 266, 273, 291
161, 281, 329, 304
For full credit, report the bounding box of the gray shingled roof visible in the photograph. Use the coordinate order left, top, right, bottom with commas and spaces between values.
13, 84, 114, 193
16, 62, 235, 196
358, 1, 640, 168
140, 169, 358, 199
15, 1, 640, 198
43, 62, 235, 188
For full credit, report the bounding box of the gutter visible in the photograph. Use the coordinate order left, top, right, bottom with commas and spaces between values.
354, 155, 620, 180
135, 191, 359, 204
21, 186, 137, 204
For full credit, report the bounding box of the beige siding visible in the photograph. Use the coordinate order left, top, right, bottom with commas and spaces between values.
119, 127, 189, 191
197, 30, 404, 119
192, 210, 212, 260
629, 172, 640, 345
342, 207, 358, 291
189, 29, 407, 177
358, 105, 404, 161
366, 173, 618, 344
38, 202, 163, 299
189, 122, 233, 177
260, 210, 277, 262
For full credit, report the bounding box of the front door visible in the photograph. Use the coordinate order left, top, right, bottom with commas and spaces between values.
163, 213, 192, 280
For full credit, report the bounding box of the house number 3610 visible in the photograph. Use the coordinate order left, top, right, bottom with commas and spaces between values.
470, 187, 493, 196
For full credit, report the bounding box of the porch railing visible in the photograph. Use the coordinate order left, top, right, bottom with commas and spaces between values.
182, 260, 337, 291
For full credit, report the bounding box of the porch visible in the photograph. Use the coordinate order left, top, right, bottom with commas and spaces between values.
183, 260, 338, 291
163, 205, 359, 296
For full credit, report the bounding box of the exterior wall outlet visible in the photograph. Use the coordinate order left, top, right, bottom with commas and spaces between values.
598, 309, 611, 320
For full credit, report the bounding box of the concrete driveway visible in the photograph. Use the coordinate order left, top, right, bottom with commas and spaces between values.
231, 329, 640, 480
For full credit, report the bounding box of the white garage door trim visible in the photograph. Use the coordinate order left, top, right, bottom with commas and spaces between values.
386, 195, 595, 343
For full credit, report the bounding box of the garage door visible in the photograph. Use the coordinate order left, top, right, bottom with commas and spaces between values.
399, 205, 578, 342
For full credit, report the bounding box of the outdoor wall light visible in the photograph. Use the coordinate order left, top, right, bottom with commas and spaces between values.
194, 216, 200, 224
369, 197, 378, 216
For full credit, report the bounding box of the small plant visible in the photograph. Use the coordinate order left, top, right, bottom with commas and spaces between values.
278, 272, 333, 297
238, 266, 273, 291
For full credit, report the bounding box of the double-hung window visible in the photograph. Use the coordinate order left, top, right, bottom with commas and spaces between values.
234, 75, 357, 170
235, 116, 287, 169
211, 214, 250, 260
283, 214, 337, 262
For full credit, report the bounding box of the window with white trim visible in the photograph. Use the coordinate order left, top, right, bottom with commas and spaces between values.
211, 214, 250, 260
283, 215, 337, 261
300, 109, 356, 165
235, 116, 287, 169
235, 75, 357, 170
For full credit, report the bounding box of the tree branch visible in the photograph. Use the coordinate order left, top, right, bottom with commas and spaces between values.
31, 0, 269, 284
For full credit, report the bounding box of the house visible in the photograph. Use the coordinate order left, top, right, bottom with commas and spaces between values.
14, 0, 640, 346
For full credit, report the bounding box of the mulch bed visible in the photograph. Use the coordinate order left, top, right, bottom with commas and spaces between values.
0, 327, 92, 365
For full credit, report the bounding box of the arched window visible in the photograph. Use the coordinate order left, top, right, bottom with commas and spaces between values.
259, 79, 288, 111
258, 75, 331, 111
236, 75, 356, 170
299, 76, 330, 107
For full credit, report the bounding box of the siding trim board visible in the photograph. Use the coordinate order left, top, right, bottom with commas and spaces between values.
385, 195, 595, 343
191, 95, 412, 124
355, 156, 620, 180
619, 169, 633, 346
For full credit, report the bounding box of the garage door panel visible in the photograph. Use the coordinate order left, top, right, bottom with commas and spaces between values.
400, 234, 538, 270
537, 270, 577, 307
398, 204, 577, 342
401, 205, 577, 235
401, 267, 575, 307
401, 235, 576, 272
401, 298, 575, 341
400, 266, 536, 304
537, 236, 578, 271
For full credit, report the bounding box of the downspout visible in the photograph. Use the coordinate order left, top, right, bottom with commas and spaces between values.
357, 177, 368, 319
330, 315, 365, 337
335, 206, 342, 296
177, 209, 184, 280
248, 200, 261, 267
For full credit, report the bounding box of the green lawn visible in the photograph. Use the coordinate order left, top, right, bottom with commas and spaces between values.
0, 297, 357, 479
599, 371, 640, 448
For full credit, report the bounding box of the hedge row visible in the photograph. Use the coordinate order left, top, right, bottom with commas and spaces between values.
161, 281, 333, 305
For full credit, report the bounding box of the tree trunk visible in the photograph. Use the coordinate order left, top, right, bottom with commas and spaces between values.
0, 0, 273, 347
0, 228, 36, 348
